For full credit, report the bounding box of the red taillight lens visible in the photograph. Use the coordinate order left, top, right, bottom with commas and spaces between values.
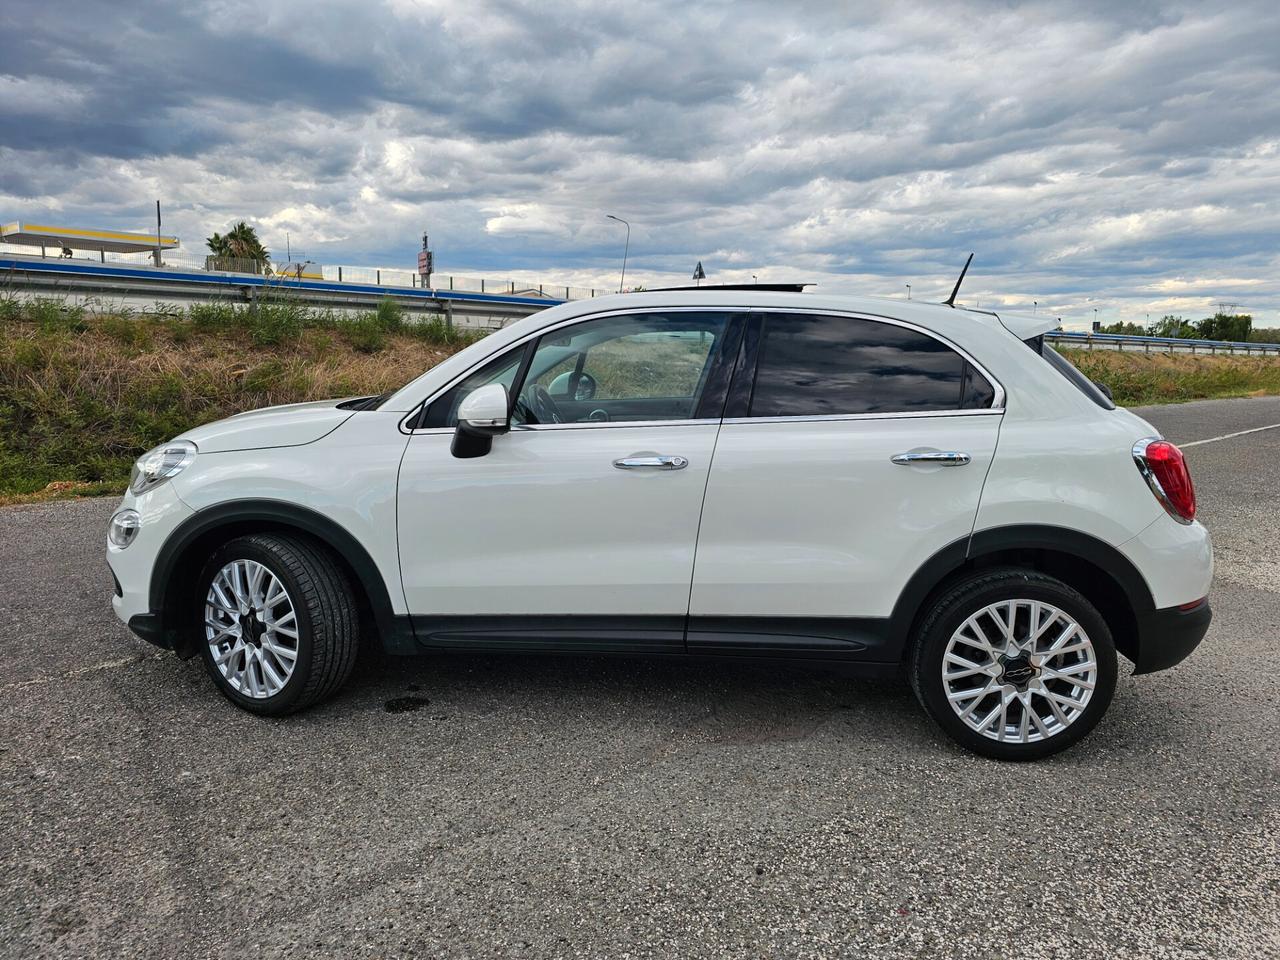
1133, 438, 1196, 524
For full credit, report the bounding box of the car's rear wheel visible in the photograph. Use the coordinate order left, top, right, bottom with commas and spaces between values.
910, 569, 1118, 760
197, 533, 359, 715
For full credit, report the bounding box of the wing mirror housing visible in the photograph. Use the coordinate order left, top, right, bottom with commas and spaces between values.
452, 383, 510, 458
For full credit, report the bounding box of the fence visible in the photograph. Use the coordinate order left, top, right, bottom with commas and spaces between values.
1046, 330, 1280, 357
0, 242, 605, 302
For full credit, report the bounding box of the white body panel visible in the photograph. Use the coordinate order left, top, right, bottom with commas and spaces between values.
691, 413, 1001, 618
1119, 513, 1214, 608
177, 399, 355, 453
107, 480, 195, 622
398, 423, 718, 615
169, 411, 411, 614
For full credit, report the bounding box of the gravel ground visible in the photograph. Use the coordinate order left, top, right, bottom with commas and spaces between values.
1, 397, 1278, 960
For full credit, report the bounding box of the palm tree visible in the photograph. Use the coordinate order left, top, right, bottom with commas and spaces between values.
206, 221, 271, 273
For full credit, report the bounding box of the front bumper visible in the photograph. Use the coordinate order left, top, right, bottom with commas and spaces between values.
1132, 599, 1212, 674
107, 482, 195, 643
126, 612, 173, 649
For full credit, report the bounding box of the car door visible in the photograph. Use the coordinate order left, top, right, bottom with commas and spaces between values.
688, 310, 1003, 660
397, 309, 744, 652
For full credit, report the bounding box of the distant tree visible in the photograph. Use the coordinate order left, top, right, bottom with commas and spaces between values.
1147, 315, 1196, 339
1098, 321, 1146, 335
1196, 313, 1251, 343
206, 222, 271, 272
1250, 327, 1280, 345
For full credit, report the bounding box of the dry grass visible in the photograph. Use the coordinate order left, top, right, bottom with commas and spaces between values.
4, 298, 1280, 500
1062, 348, 1280, 405
0, 300, 474, 496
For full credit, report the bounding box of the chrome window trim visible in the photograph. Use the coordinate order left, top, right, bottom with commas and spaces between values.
516, 418, 721, 432
721, 409, 1005, 426
401, 303, 1006, 434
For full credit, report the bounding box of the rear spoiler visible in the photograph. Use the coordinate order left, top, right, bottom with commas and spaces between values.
990, 310, 1060, 341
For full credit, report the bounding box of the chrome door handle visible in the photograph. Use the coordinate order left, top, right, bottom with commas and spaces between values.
891, 451, 971, 466
614, 455, 689, 470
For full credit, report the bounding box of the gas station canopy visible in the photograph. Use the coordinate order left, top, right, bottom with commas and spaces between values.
0, 221, 179, 254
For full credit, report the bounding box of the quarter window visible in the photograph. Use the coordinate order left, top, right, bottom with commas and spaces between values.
749, 313, 995, 417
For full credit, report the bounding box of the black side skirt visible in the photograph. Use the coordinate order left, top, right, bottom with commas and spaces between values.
408, 614, 896, 664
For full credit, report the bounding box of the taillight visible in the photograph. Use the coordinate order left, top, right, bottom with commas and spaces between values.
1132, 438, 1196, 524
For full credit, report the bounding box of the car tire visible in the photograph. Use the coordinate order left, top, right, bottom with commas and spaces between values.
910, 568, 1118, 761
196, 533, 359, 715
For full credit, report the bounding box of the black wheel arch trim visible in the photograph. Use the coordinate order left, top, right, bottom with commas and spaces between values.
147, 499, 409, 656
967, 524, 1156, 612
888, 523, 1158, 659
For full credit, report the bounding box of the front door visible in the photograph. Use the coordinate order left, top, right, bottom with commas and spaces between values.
397, 309, 743, 652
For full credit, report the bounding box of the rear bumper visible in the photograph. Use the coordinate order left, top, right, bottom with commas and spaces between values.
1132, 599, 1211, 674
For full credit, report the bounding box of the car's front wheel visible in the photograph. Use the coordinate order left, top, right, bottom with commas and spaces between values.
197, 533, 359, 715
910, 569, 1118, 760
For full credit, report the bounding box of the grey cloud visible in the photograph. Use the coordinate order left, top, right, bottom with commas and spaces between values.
2, 0, 1279, 325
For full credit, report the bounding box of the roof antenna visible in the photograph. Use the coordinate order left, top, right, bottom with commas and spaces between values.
943, 252, 974, 307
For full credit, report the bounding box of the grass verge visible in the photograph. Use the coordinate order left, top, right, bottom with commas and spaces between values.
2, 298, 1278, 502
0, 296, 482, 498
1062, 348, 1280, 405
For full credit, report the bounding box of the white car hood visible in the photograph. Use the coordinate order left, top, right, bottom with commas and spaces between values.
178, 399, 356, 454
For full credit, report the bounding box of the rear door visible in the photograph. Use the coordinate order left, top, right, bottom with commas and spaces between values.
688, 311, 1003, 659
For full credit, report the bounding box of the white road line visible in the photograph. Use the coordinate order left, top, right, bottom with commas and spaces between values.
8, 652, 167, 690
1180, 422, 1280, 448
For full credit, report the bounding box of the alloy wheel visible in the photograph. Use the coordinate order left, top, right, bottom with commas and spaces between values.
204, 559, 299, 699
941, 599, 1098, 744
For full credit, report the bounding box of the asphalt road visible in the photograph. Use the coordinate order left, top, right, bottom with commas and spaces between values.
2, 397, 1278, 960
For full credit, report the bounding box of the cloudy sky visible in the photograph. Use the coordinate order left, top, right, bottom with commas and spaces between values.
3, 0, 1279, 328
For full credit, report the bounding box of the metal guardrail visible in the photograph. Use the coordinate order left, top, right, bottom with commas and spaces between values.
0, 242, 605, 302
0, 255, 561, 329
1046, 330, 1280, 357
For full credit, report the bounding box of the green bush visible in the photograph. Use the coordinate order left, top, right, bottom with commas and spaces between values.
245, 299, 307, 345
24, 298, 87, 334
188, 302, 239, 330
346, 313, 387, 353
373, 296, 404, 332
98, 314, 153, 349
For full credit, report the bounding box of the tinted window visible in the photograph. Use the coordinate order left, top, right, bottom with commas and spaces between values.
749, 314, 992, 417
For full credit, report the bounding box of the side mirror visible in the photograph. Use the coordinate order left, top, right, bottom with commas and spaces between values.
452, 383, 510, 458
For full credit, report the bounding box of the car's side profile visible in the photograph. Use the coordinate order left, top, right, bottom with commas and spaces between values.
107, 290, 1212, 759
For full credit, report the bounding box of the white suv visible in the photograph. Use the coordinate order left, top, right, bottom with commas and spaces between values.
107, 290, 1212, 760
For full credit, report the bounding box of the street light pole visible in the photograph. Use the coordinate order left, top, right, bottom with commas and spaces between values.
906, 283, 911, 300
605, 215, 630, 293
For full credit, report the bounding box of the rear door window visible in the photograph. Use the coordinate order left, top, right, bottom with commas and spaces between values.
748, 313, 996, 417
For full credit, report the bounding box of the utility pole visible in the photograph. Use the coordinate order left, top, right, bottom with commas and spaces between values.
906, 283, 911, 300
153, 200, 162, 267
606, 215, 630, 293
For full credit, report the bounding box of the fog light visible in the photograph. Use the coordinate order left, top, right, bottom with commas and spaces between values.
108, 509, 141, 549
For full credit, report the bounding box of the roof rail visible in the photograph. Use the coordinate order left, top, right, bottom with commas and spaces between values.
648, 283, 814, 293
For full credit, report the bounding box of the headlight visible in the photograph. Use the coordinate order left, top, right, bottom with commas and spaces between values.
130, 440, 197, 494
108, 509, 141, 548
